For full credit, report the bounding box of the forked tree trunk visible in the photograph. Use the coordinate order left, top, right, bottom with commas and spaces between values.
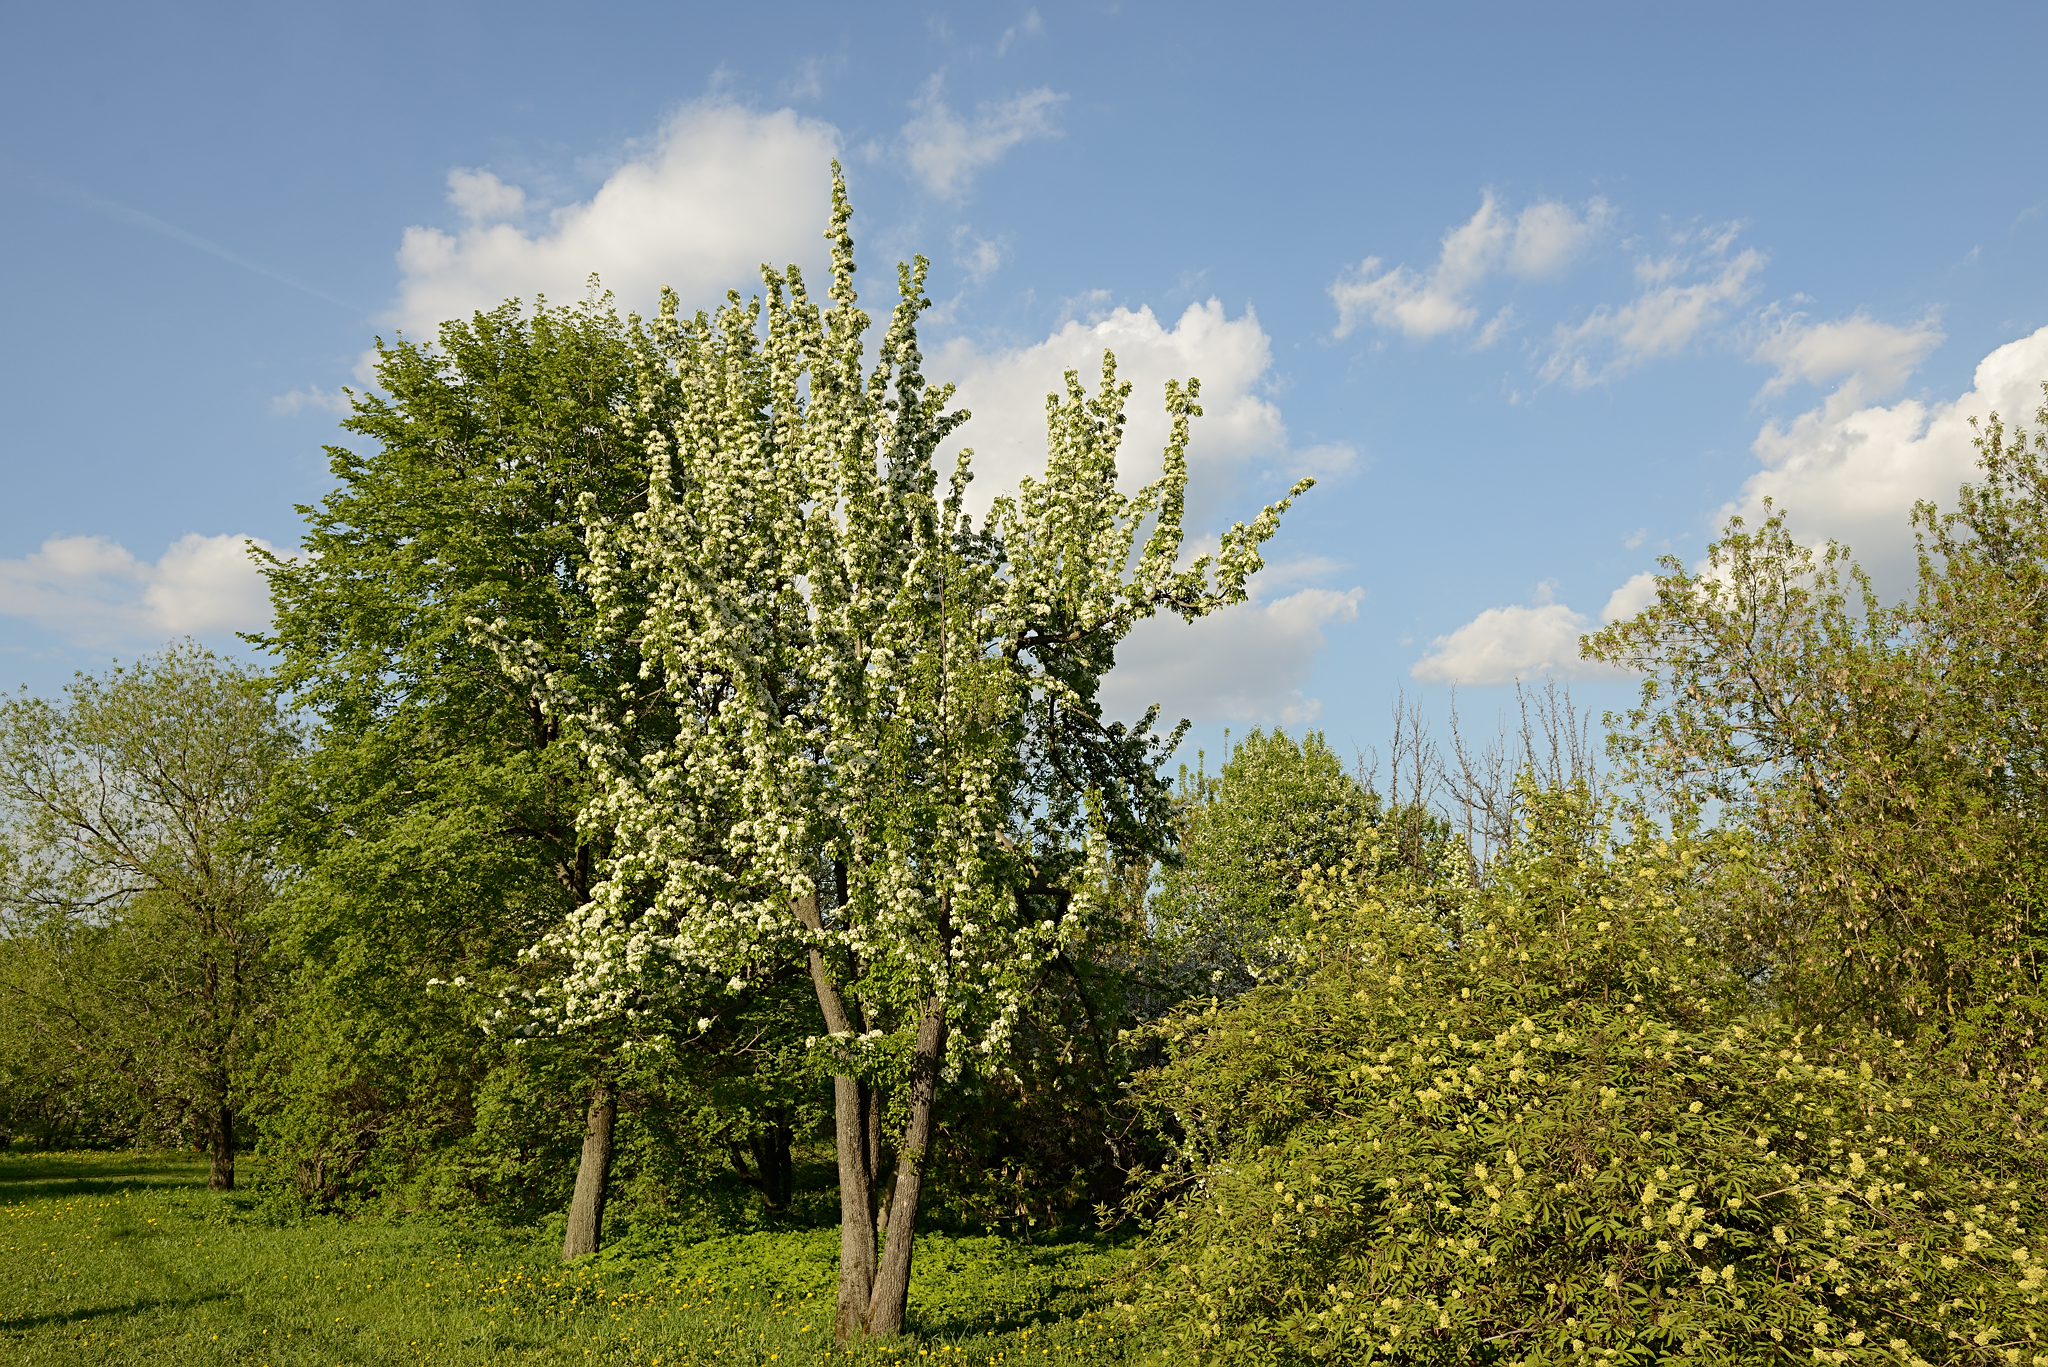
562, 1085, 616, 1260
205, 1103, 236, 1191
796, 892, 952, 1343
799, 892, 881, 1338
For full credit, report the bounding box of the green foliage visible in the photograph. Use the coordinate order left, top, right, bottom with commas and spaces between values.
1150, 730, 1376, 996
1122, 783, 2048, 1365
1148, 728, 1467, 1004
511, 169, 1309, 1333
1584, 389, 2048, 1071
249, 292, 809, 1215
0, 645, 295, 1184
0, 987, 140, 1150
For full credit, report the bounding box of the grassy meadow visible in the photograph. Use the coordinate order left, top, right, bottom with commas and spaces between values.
0, 1149, 1142, 1367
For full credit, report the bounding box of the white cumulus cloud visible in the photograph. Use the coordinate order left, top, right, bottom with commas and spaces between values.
0, 533, 280, 646
1541, 225, 1764, 387
901, 76, 1063, 199
444, 167, 528, 225
390, 101, 840, 337
1732, 323, 2048, 595
936, 302, 1357, 720
1102, 582, 1364, 727
1601, 572, 1660, 624
1330, 191, 1611, 341
1411, 581, 1636, 686
934, 299, 1296, 526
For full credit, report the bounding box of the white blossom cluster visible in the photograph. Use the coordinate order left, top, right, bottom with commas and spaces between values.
483, 169, 1310, 1070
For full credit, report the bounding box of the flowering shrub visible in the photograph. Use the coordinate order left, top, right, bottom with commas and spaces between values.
1122, 784, 2048, 1364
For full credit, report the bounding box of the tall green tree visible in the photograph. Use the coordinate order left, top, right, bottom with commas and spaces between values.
252, 293, 680, 1236
496, 171, 1311, 1341
1149, 729, 1377, 998
0, 644, 294, 1188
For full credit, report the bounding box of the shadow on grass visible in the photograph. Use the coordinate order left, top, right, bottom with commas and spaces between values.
0, 1292, 232, 1333
0, 1151, 208, 1205
903, 1234, 1128, 1340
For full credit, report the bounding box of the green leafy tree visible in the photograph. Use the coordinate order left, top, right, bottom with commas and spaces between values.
1122, 781, 2048, 1364
1148, 726, 1469, 1009
1584, 391, 2048, 1069
495, 170, 1311, 1341
0, 644, 295, 1188
1149, 729, 1378, 998
252, 294, 741, 1241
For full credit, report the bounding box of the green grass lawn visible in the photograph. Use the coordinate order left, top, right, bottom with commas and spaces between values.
0, 1150, 1143, 1366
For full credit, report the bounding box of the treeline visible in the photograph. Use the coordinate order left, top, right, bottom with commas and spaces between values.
5, 179, 2048, 1360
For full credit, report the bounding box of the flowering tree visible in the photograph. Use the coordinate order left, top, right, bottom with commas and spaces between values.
490, 169, 1310, 1340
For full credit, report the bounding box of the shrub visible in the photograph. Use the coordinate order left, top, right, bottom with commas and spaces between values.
1120, 784, 2048, 1365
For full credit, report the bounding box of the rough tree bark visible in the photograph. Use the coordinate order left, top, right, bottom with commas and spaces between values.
561, 1085, 616, 1259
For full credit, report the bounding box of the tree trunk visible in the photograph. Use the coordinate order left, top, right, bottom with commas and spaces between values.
795, 892, 884, 1342
796, 892, 953, 1342
561, 1085, 615, 1260
206, 1103, 236, 1191
862, 1002, 946, 1338
729, 1108, 796, 1213
751, 1107, 795, 1212
830, 1074, 880, 1340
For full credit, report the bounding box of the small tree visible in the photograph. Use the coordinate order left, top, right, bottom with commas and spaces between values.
491, 170, 1310, 1339
1149, 729, 1379, 999
0, 644, 294, 1188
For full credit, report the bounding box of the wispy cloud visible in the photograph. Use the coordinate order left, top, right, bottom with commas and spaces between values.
997, 9, 1044, 57
1330, 191, 1611, 340
1540, 225, 1765, 387
270, 385, 353, 417
901, 76, 1064, 199
1751, 307, 1943, 413
21, 173, 361, 312
951, 225, 1009, 284
786, 56, 829, 101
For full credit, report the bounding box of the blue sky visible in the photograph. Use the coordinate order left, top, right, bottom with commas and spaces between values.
4, 1, 2046, 765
